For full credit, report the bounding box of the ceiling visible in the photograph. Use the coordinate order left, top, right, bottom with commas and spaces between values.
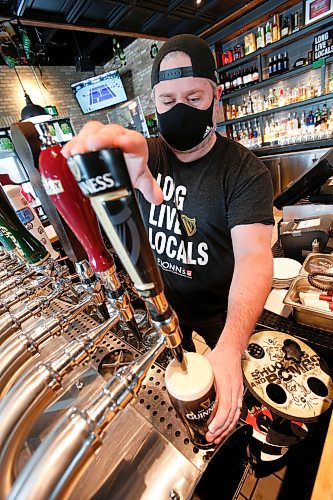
0, 0, 255, 66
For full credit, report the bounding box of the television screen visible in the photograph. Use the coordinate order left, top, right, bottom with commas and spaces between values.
71, 71, 127, 114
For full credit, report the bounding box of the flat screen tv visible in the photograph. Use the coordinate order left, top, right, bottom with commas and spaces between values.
71, 70, 127, 114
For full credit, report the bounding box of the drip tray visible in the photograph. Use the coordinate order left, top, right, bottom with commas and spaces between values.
22, 298, 248, 499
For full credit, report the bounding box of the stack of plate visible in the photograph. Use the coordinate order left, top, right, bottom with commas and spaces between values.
273, 257, 302, 289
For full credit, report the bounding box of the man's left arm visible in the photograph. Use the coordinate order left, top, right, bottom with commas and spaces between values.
206, 223, 273, 445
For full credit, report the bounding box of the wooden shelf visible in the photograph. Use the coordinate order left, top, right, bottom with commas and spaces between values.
219, 57, 333, 101
217, 92, 333, 126
216, 15, 333, 74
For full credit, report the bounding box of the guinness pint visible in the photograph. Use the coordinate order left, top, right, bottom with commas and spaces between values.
165, 352, 216, 448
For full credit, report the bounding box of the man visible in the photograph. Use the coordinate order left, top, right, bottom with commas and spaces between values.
62, 34, 274, 445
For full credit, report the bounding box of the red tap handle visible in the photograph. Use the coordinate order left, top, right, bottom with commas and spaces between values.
39, 144, 114, 273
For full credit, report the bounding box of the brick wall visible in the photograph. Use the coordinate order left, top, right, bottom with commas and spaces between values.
0, 65, 108, 133
0, 37, 161, 132
104, 38, 163, 117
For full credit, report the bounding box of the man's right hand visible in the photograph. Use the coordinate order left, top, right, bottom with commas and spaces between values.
61, 121, 163, 205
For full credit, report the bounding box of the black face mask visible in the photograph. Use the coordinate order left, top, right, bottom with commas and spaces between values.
157, 98, 215, 152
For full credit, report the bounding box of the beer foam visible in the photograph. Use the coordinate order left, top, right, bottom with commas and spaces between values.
165, 352, 214, 401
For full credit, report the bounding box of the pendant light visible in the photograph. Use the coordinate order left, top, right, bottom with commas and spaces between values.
14, 67, 51, 124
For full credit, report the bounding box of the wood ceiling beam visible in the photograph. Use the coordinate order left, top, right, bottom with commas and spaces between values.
0, 16, 168, 41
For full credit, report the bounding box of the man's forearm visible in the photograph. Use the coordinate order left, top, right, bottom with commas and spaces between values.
216, 251, 273, 353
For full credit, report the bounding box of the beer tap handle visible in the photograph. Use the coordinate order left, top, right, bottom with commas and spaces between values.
39, 144, 114, 273
0, 185, 49, 266
69, 149, 164, 298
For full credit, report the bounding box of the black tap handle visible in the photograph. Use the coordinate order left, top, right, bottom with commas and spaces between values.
69, 149, 164, 298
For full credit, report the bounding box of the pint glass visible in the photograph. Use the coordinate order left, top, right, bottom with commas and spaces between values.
165, 352, 216, 448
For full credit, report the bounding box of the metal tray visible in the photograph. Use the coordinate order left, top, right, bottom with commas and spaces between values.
284, 276, 333, 333
300, 253, 333, 275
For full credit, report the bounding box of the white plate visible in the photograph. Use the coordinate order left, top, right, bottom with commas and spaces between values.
273, 257, 302, 280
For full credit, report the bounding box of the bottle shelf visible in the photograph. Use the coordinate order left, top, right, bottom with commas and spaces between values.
216, 15, 333, 74
219, 56, 333, 102
217, 92, 333, 126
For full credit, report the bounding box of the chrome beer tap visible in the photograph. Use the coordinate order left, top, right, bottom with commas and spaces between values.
0, 274, 53, 315
0, 312, 119, 499
0, 280, 73, 345
0, 292, 98, 398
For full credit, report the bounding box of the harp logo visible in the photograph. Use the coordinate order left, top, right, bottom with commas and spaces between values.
200, 398, 211, 410
181, 214, 197, 237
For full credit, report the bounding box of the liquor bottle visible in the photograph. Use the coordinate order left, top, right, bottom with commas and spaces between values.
315, 78, 322, 97
248, 122, 254, 140
281, 17, 290, 38
277, 54, 283, 74
283, 52, 289, 72
306, 79, 312, 99
291, 11, 300, 33
315, 107, 322, 125
278, 89, 285, 107
253, 119, 259, 139
307, 110, 315, 126
265, 22, 272, 45
226, 104, 232, 120
256, 26, 264, 49
329, 72, 333, 93
272, 14, 280, 42
268, 57, 273, 78
231, 104, 237, 119
242, 96, 247, 116
245, 67, 251, 86
263, 94, 269, 110
247, 91, 254, 114
322, 103, 329, 122
301, 111, 307, 131
237, 70, 243, 88
292, 86, 299, 103
285, 88, 292, 105
300, 83, 307, 101
0, 185, 49, 266
272, 88, 278, 108
256, 94, 264, 112
252, 66, 259, 83
327, 104, 333, 131
292, 112, 299, 131
231, 124, 237, 140
264, 119, 271, 142
225, 73, 231, 92
220, 73, 225, 94
232, 72, 238, 90
272, 55, 277, 75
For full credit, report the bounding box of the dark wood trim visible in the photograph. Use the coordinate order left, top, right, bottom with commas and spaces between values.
200, 0, 300, 44
0, 16, 168, 41
199, 0, 268, 39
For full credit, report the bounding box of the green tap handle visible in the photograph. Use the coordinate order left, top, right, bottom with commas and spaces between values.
0, 185, 49, 266
0, 227, 16, 252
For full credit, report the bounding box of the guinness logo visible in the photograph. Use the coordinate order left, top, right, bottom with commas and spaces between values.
200, 398, 211, 410
181, 214, 197, 237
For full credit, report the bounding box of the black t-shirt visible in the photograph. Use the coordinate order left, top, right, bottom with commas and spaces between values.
137, 133, 274, 321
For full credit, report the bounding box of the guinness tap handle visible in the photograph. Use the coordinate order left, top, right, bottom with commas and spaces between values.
39, 144, 114, 273
69, 149, 164, 298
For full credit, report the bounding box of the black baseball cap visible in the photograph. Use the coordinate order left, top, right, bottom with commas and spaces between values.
151, 34, 218, 89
